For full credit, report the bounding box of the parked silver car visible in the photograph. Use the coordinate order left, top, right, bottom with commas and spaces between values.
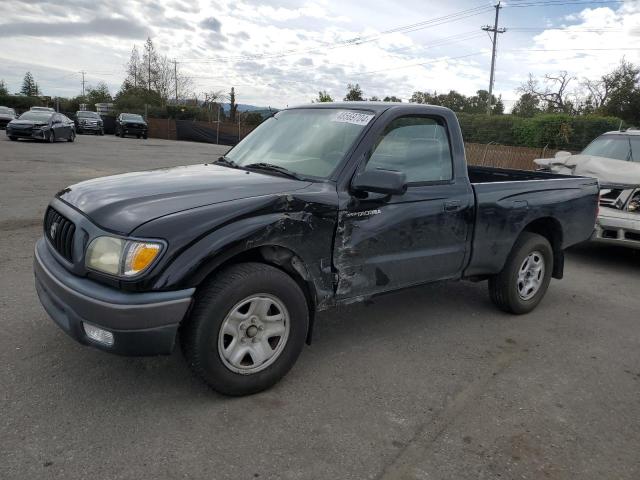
535, 130, 640, 249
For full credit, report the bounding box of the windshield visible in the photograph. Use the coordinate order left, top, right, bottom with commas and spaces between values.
19, 111, 52, 122
0, 107, 14, 115
581, 135, 640, 162
77, 111, 99, 118
225, 108, 374, 178
122, 114, 144, 121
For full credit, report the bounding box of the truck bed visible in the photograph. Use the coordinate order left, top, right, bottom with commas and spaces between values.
464, 165, 600, 278
468, 165, 573, 183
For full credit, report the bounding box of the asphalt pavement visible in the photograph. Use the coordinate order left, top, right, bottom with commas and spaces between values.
1, 133, 639, 480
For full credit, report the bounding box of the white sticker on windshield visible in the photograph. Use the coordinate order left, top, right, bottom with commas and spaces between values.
332, 111, 374, 126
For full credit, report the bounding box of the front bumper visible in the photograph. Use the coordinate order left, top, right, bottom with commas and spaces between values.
7, 128, 47, 139
34, 237, 194, 355
591, 208, 640, 249
78, 124, 102, 132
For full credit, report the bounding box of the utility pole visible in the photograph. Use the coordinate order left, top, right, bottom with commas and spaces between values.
147, 42, 151, 91
80, 71, 86, 98
482, 2, 506, 115
173, 59, 178, 102
216, 104, 220, 144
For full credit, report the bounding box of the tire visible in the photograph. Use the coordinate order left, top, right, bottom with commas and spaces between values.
142, 134, 148, 139
48, 131, 55, 143
67, 130, 75, 142
99, 129, 104, 136
488, 232, 553, 314
136, 134, 141, 139
9, 136, 17, 141
182, 262, 309, 396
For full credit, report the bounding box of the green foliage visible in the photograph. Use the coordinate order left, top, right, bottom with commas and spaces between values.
458, 113, 624, 150
85, 82, 112, 106
20, 72, 40, 96
242, 111, 264, 126
344, 83, 364, 101
410, 89, 503, 114
114, 86, 163, 112
0, 94, 47, 112
383, 96, 402, 102
0, 80, 8, 96
229, 87, 237, 122
511, 93, 541, 117
315, 90, 333, 102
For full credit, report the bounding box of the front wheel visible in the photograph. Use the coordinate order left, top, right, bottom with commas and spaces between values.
9, 136, 17, 141
182, 263, 309, 396
488, 232, 553, 314
48, 131, 55, 143
67, 130, 75, 142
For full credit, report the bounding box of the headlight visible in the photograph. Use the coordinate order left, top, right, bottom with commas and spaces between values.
85, 236, 162, 277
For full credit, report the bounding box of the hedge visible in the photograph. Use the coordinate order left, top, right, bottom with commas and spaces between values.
457, 113, 625, 151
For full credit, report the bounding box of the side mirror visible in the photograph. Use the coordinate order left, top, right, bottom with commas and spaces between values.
352, 169, 407, 196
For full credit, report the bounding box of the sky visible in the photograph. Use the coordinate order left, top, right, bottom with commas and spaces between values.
1, 0, 640, 110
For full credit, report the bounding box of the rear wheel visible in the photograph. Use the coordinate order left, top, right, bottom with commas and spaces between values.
488, 232, 553, 314
182, 263, 309, 396
67, 130, 75, 142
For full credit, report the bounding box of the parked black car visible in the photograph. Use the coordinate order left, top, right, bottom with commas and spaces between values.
34, 103, 598, 395
75, 111, 104, 135
7, 111, 75, 142
0, 106, 17, 129
115, 113, 148, 138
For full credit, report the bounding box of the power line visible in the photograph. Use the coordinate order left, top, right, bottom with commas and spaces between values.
177, 5, 494, 63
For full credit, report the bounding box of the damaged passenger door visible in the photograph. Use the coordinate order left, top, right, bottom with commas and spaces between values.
333, 114, 473, 300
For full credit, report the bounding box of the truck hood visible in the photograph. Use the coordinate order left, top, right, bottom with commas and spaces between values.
534, 154, 640, 186
58, 164, 311, 234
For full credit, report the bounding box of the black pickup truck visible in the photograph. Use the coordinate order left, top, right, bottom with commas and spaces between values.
34, 103, 599, 395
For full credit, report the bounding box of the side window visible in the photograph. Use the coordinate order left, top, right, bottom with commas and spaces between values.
365, 116, 453, 183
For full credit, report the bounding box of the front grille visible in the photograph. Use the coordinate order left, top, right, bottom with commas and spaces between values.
44, 208, 75, 262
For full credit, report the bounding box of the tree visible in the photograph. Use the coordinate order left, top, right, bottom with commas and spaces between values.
315, 90, 333, 102
122, 39, 193, 104
344, 83, 364, 101
114, 86, 163, 111
85, 82, 112, 106
142, 37, 157, 92
383, 96, 402, 102
369, 95, 380, 101
518, 71, 576, 113
229, 87, 237, 122
202, 90, 225, 122
242, 111, 264, 126
21, 72, 39, 96
124, 46, 143, 89
511, 93, 541, 117
598, 59, 640, 124
0, 79, 8, 96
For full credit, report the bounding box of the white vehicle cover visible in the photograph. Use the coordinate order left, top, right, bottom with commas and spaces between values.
534, 154, 640, 186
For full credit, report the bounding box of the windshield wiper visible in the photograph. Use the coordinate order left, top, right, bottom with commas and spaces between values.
214, 155, 239, 168
244, 163, 303, 180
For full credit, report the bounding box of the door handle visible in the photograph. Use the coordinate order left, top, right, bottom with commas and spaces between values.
443, 200, 462, 212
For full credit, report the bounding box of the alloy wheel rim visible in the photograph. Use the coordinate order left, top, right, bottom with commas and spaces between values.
517, 250, 545, 300
217, 294, 290, 374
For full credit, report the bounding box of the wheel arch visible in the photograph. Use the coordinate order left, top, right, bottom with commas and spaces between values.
520, 216, 564, 279
193, 243, 318, 345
